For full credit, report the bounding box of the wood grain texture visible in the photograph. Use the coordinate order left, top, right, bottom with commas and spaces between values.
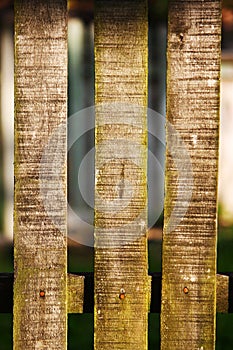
14, 1, 67, 349
161, 0, 221, 349
94, 1, 148, 349
216, 274, 229, 314
67, 274, 84, 313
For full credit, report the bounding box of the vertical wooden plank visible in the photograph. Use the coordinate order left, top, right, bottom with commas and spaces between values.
14, 1, 67, 349
94, 1, 148, 349
161, 0, 221, 349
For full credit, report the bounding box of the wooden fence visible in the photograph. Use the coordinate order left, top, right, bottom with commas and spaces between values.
0, 0, 226, 349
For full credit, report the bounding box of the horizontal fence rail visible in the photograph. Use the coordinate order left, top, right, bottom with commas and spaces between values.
0, 273, 231, 314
